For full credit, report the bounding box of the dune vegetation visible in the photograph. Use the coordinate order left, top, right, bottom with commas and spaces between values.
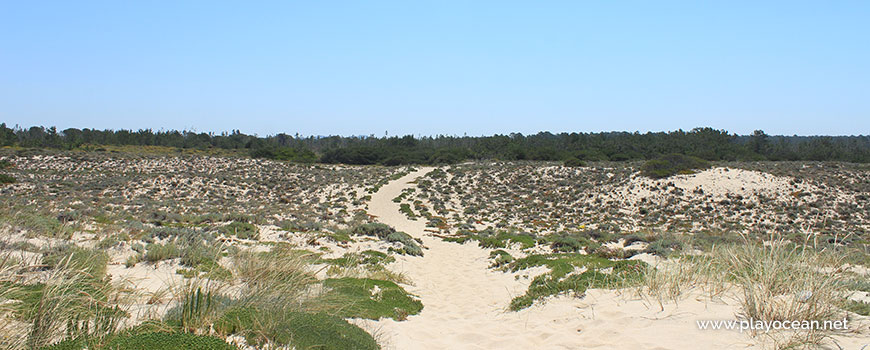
0, 146, 867, 349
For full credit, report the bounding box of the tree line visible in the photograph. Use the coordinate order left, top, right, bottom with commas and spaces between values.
2, 123, 869, 164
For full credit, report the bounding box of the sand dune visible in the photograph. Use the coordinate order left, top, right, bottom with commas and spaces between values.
358, 168, 845, 350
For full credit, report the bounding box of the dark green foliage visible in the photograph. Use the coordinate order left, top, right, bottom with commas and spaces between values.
399, 203, 415, 218
43, 332, 237, 350
351, 223, 394, 239
0, 173, 15, 184
352, 223, 424, 256
263, 312, 379, 350
385, 231, 423, 256
505, 253, 647, 310
324, 278, 423, 320
320, 144, 469, 165
509, 262, 645, 310
215, 308, 379, 350
250, 146, 317, 163
278, 219, 322, 232
643, 236, 685, 257
547, 234, 600, 253
7, 125, 870, 164
563, 158, 586, 167
218, 221, 259, 240
448, 229, 537, 249
641, 154, 711, 179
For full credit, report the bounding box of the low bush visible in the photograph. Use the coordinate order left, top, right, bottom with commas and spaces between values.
216, 309, 378, 350
489, 250, 513, 268
0, 173, 15, 184
352, 223, 394, 239
448, 229, 537, 250
506, 253, 646, 310
640, 154, 711, 179
218, 221, 259, 240
385, 232, 423, 256
324, 277, 423, 320
43, 332, 236, 350
563, 158, 586, 167
143, 242, 181, 263
353, 223, 424, 256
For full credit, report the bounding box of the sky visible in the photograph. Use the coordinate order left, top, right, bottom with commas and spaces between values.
1, 1, 868, 137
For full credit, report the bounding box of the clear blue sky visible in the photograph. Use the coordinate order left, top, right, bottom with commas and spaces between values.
1, 1, 868, 136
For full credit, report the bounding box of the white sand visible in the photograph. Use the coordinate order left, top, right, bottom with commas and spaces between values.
358, 168, 869, 350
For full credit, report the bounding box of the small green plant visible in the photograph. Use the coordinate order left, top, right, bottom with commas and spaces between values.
489, 250, 513, 268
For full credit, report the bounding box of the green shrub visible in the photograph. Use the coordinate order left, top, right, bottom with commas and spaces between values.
215, 309, 378, 350
563, 158, 586, 167
506, 254, 646, 310
250, 146, 317, 163
351, 223, 394, 239
324, 278, 423, 320
143, 242, 181, 263
385, 232, 423, 256
643, 236, 684, 257
453, 230, 537, 250
43, 332, 237, 350
640, 154, 711, 179
42, 246, 109, 278
218, 221, 259, 240
489, 250, 514, 268
353, 223, 423, 256
0, 173, 15, 184
547, 234, 599, 253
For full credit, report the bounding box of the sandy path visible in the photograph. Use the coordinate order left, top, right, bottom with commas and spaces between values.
360, 168, 868, 350
364, 168, 600, 349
